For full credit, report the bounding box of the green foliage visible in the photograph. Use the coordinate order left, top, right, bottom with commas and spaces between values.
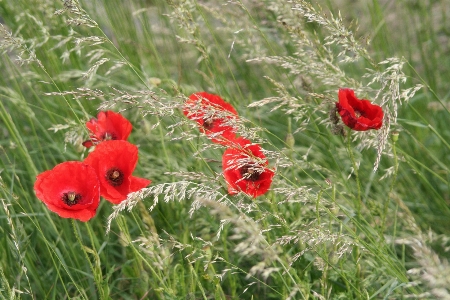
1, 0, 449, 299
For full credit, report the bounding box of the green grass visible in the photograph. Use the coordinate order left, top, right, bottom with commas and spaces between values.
1, 0, 450, 299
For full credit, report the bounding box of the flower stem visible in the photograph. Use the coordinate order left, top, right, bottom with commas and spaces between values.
345, 130, 363, 294
381, 133, 399, 233
71, 220, 105, 300
346, 129, 362, 219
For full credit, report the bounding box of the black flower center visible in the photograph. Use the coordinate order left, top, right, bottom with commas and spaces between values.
239, 165, 261, 182
101, 132, 117, 141
106, 168, 124, 186
203, 118, 214, 130
62, 191, 82, 206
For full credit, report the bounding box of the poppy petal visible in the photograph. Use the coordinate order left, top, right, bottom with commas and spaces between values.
83, 111, 132, 148
34, 161, 100, 222
222, 137, 274, 198
83, 140, 151, 204
336, 88, 383, 131
184, 92, 239, 145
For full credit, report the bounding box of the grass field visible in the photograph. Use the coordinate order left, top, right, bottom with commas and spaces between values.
1, 0, 450, 299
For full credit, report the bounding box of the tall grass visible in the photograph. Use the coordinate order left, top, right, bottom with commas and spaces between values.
1, 0, 449, 299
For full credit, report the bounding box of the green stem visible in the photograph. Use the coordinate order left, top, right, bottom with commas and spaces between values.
345, 129, 363, 294
406, 61, 450, 115
115, 217, 168, 298
346, 129, 362, 219
71, 220, 104, 300
381, 134, 399, 234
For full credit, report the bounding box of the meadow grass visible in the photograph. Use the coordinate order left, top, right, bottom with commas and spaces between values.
0, 0, 449, 299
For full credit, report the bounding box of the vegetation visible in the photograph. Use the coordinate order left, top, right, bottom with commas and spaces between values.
1, 0, 449, 299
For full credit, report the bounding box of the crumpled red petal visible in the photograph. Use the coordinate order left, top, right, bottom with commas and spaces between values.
83, 111, 132, 148
184, 92, 239, 145
222, 137, 275, 198
336, 88, 383, 131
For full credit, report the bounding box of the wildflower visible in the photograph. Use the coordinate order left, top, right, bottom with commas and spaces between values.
34, 161, 100, 222
336, 88, 383, 131
83, 140, 151, 204
222, 137, 274, 198
183, 92, 238, 145
82, 110, 132, 148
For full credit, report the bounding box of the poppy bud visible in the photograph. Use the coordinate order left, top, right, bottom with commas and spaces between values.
392, 131, 399, 143
285, 133, 295, 149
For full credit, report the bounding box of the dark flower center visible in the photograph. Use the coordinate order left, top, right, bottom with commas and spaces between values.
203, 118, 214, 130
239, 165, 261, 182
106, 168, 124, 186
354, 110, 364, 118
62, 191, 82, 206
101, 132, 117, 141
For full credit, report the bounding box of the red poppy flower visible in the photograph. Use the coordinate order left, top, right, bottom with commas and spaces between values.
83, 140, 151, 204
222, 137, 275, 198
183, 92, 239, 145
34, 161, 100, 222
82, 110, 132, 148
336, 88, 384, 131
